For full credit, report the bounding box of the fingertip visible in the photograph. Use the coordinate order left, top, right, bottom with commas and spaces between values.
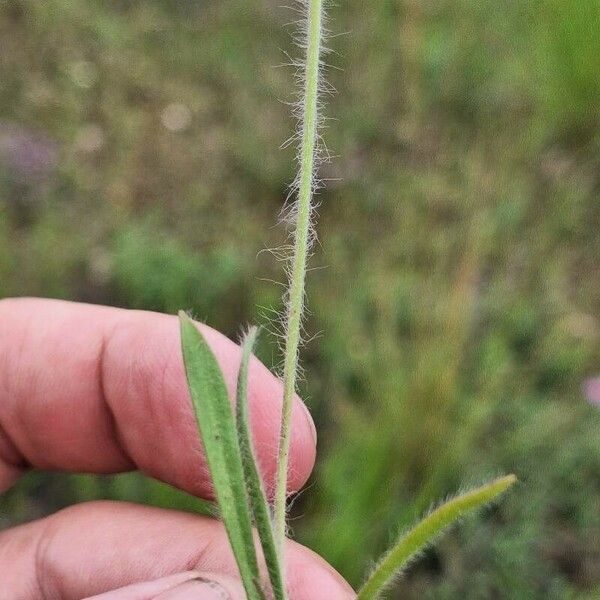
107, 311, 318, 499
18, 501, 356, 600
288, 393, 318, 489
286, 540, 356, 600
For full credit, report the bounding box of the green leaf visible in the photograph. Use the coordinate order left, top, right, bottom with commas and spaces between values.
356, 475, 518, 600
179, 312, 266, 600
236, 327, 287, 600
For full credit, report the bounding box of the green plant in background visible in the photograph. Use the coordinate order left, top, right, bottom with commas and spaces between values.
177, 2, 516, 598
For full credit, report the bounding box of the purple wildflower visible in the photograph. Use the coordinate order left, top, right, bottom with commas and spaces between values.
583, 377, 600, 407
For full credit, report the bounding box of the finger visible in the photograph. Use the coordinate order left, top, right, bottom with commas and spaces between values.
0, 501, 355, 600
152, 575, 245, 600
0, 298, 316, 497
87, 572, 246, 600
85, 572, 202, 599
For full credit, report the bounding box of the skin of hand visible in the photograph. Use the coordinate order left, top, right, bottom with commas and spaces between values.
0, 298, 355, 600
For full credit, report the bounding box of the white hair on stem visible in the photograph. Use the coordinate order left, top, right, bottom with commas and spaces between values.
273, 0, 330, 568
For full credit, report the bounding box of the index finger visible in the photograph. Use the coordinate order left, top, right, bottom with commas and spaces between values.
0, 298, 316, 497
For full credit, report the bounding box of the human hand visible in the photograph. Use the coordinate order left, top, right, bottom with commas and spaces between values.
0, 298, 355, 599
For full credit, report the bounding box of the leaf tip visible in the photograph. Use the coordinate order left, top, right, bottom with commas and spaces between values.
495, 474, 518, 492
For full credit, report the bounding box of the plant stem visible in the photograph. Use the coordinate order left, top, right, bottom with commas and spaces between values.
274, 0, 325, 558
356, 475, 517, 600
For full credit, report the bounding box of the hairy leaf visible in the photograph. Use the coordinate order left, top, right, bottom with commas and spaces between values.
236, 326, 287, 600
356, 475, 517, 600
179, 312, 265, 600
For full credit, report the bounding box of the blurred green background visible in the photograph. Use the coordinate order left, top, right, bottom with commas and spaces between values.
1, 0, 599, 598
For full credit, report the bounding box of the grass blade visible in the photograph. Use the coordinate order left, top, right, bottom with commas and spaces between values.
236, 326, 288, 600
179, 312, 265, 600
356, 475, 517, 600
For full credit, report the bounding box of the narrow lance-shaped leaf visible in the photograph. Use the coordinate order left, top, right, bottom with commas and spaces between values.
236, 326, 287, 600
356, 475, 518, 600
179, 312, 266, 600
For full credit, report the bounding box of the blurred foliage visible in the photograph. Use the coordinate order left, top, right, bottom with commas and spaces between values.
1, 0, 599, 598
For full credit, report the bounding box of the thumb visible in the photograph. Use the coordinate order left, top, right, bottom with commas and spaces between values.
86, 571, 246, 600
154, 574, 245, 600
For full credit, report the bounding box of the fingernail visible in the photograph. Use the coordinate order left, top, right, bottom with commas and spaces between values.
154, 577, 231, 600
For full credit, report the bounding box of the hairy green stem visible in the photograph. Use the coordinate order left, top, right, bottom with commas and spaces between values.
274, 0, 325, 556
356, 475, 517, 600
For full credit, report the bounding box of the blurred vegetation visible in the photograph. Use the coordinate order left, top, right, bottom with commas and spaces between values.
1, 0, 599, 598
